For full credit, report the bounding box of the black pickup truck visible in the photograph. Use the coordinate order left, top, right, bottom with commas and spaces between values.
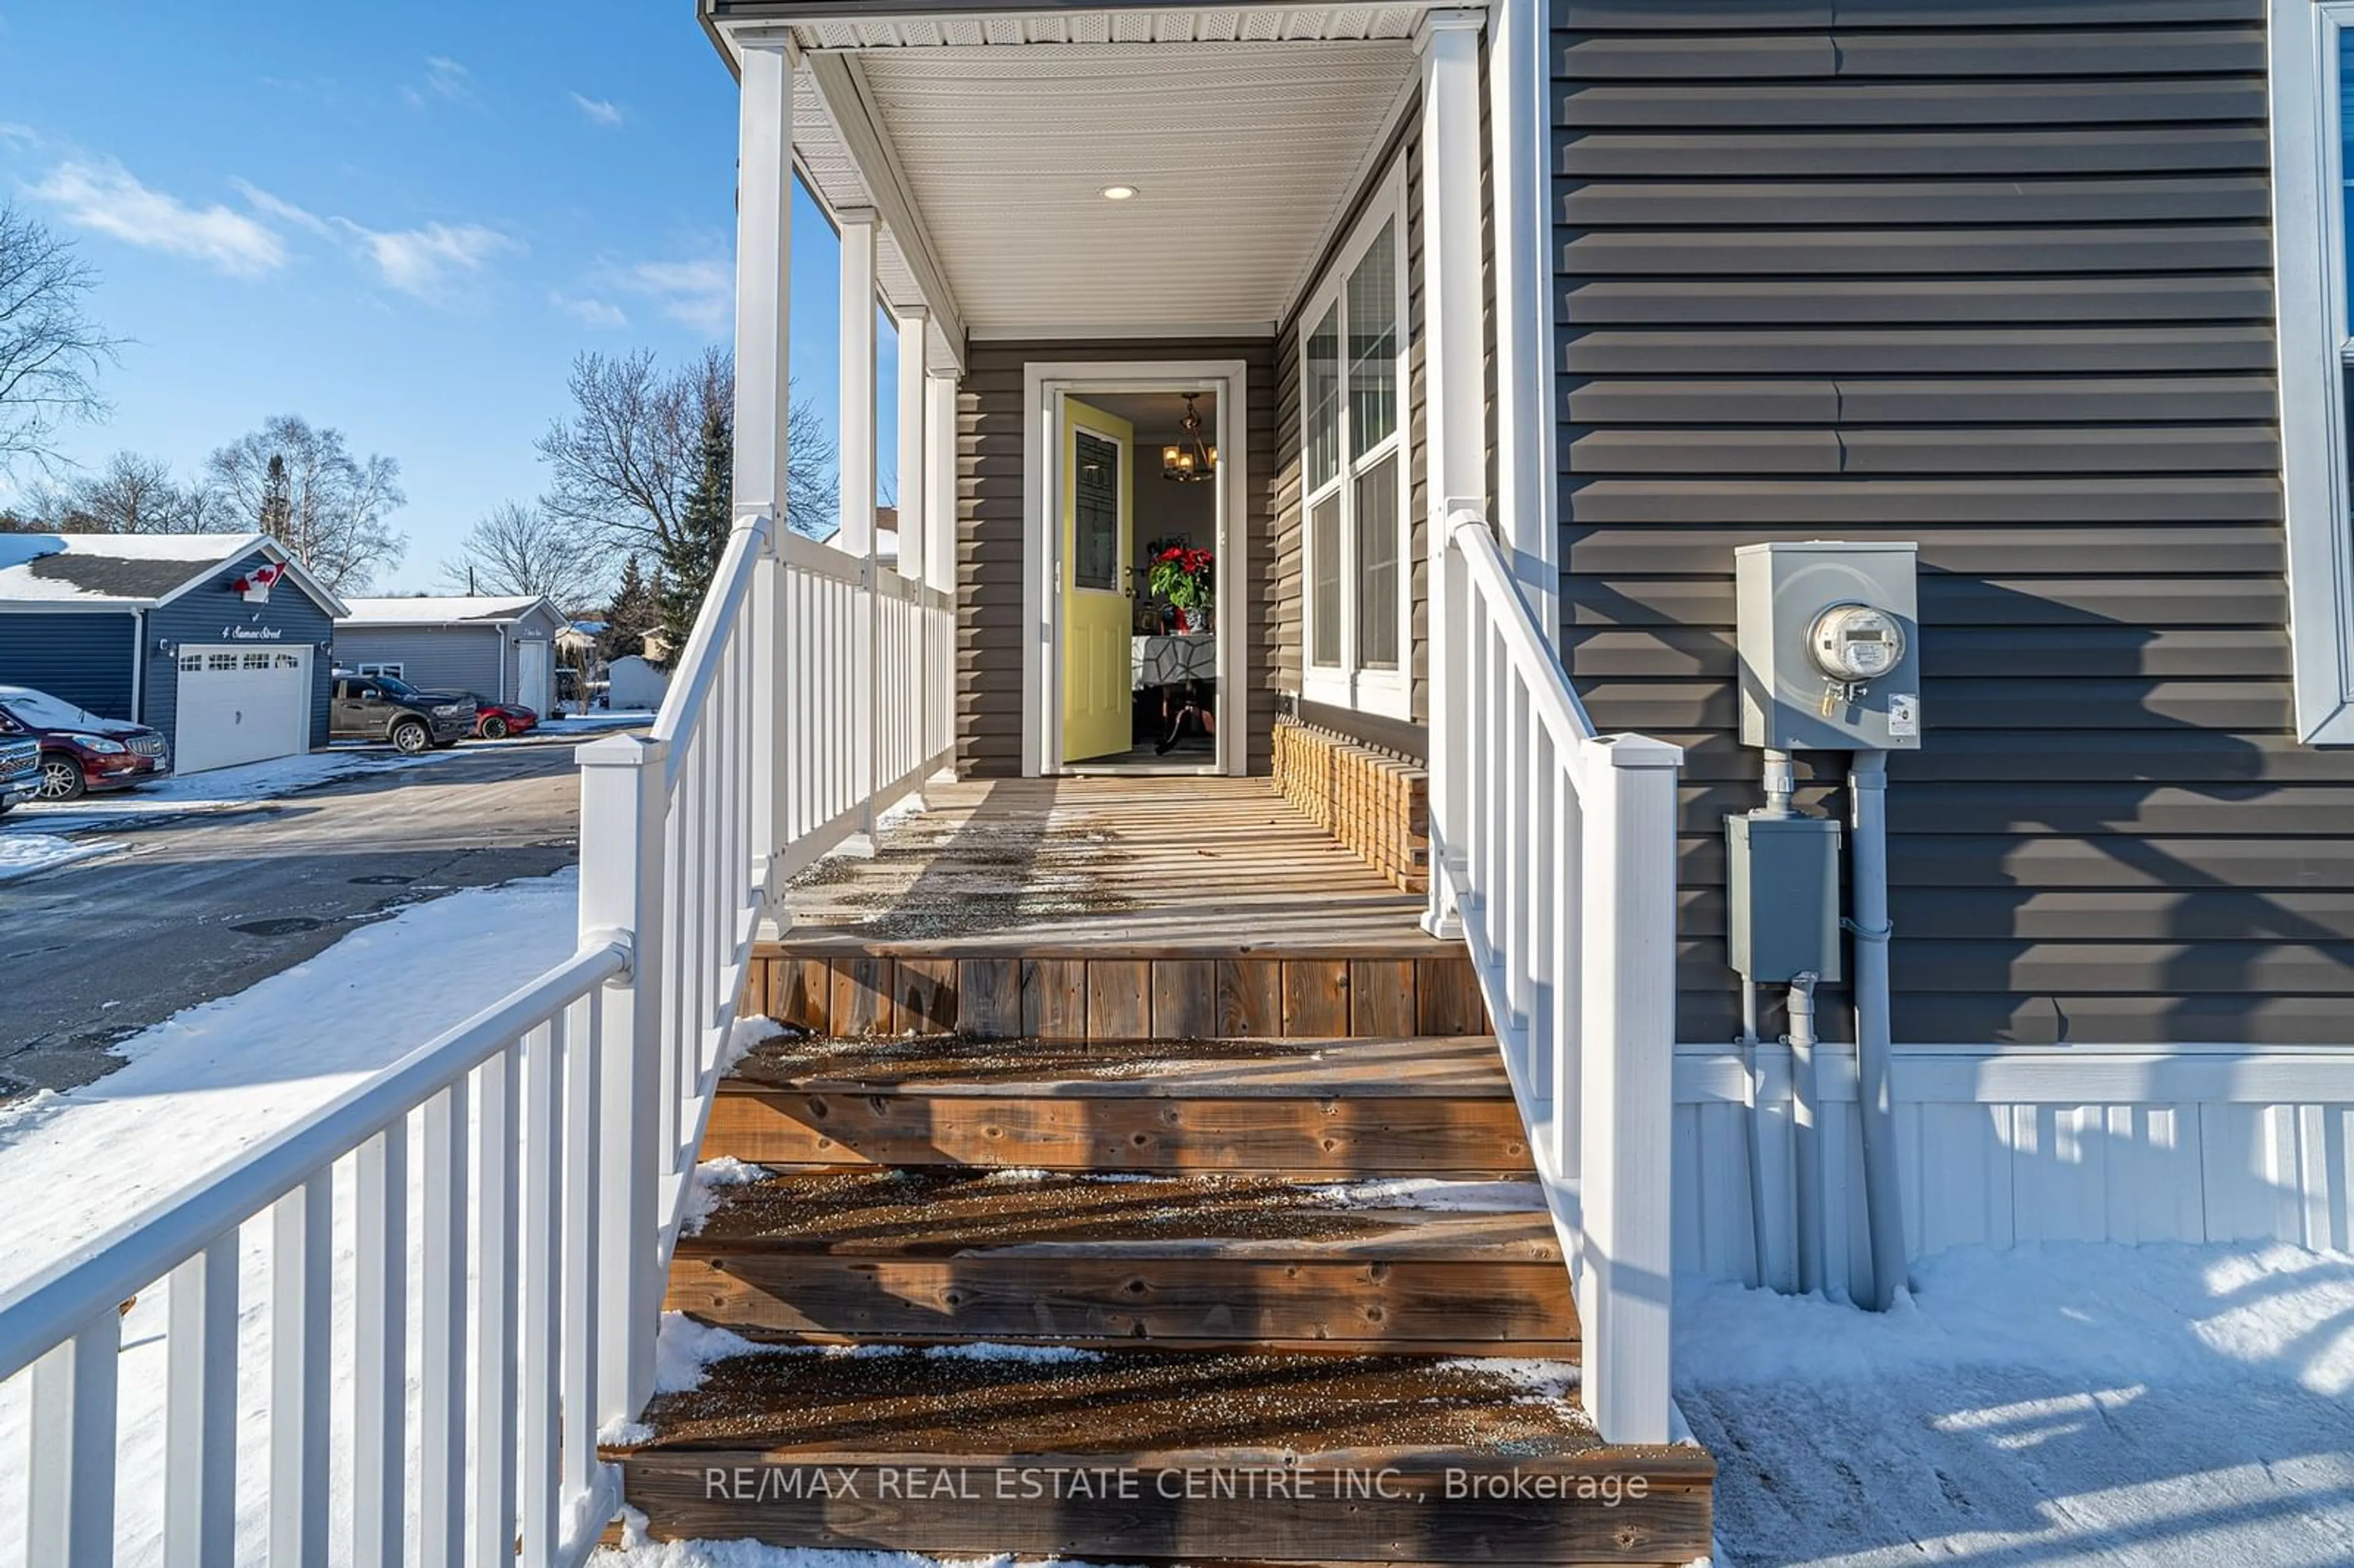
329, 672, 476, 753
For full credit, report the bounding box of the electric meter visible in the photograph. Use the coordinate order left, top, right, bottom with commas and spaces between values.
1734, 541, 1920, 751
1809, 603, 1905, 683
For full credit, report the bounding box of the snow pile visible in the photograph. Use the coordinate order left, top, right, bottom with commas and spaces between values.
720, 1013, 788, 1077
1309, 1177, 1548, 1212
0, 830, 117, 882
653, 1313, 793, 1397
680, 1155, 772, 1237
1437, 1357, 1580, 1404
922, 1342, 1102, 1365
1680, 1240, 2354, 1566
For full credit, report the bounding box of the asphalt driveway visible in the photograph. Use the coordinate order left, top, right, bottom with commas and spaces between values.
0, 740, 595, 1098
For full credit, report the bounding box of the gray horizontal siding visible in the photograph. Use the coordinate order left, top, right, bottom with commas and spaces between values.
1556, 0, 2336, 1046
955, 338, 1277, 778
0, 611, 137, 721
333, 626, 506, 703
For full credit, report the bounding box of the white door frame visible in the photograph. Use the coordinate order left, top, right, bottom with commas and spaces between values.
1021, 358, 1251, 778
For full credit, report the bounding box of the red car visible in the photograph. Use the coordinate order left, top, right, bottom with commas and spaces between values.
0, 683, 172, 800
468, 697, 539, 740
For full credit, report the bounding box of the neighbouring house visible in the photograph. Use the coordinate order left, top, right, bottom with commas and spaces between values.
28, 5, 2354, 1565
335, 595, 567, 714
0, 531, 344, 774
606, 652, 668, 711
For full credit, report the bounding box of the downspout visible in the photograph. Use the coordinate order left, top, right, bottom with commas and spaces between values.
1848, 752, 1910, 1310
130, 610, 147, 723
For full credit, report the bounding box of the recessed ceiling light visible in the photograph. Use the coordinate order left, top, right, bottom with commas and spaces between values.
1100, 184, 1138, 201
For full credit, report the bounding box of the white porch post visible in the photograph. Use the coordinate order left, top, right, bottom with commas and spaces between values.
734, 39, 794, 889
1419, 9, 1486, 939
926, 365, 960, 769
839, 210, 880, 848
1487, 0, 1558, 633
896, 305, 929, 585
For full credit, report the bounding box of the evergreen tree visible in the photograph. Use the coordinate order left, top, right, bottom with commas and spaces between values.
603, 551, 659, 662
655, 406, 731, 667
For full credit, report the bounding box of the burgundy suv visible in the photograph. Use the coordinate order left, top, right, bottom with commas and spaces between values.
0, 683, 171, 801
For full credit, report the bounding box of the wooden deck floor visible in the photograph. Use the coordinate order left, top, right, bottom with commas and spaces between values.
779, 776, 1443, 957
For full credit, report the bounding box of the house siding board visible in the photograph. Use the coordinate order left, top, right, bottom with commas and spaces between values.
147, 549, 335, 748
334, 626, 508, 703
0, 612, 137, 720
1555, 0, 2341, 1046
954, 338, 1278, 777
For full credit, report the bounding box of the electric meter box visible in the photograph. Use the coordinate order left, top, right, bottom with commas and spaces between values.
1735, 539, 1922, 752
1726, 812, 1843, 984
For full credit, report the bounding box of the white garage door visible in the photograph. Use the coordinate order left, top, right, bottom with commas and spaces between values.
175, 647, 311, 774
516, 639, 552, 714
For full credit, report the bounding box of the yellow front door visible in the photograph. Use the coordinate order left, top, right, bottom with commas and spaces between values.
1061, 398, 1134, 763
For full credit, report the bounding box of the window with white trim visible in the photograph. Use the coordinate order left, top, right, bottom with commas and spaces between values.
1299, 159, 1411, 721
356, 661, 405, 680
2272, 2, 2354, 742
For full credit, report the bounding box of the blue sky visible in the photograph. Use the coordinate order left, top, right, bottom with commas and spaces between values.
0, 1, 891, 593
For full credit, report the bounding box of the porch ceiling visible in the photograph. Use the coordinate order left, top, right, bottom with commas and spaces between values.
757, 16, 1429, 352
858, 41, 1415, 335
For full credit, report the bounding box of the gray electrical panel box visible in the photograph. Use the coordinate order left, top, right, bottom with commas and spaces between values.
1735, 540, 1921, 752
1727, 813, 1843, 983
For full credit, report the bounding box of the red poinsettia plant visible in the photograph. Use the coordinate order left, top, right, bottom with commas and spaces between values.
1148, 545, 1214, 611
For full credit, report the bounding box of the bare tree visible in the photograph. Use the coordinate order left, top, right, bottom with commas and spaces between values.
55, 451, 210, 533
536, 346, 836, 557
205, 415, 406, 590
0, 204, 120, 476
439, 500, 603, 611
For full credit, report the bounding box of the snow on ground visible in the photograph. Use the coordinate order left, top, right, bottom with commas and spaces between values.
0, 869, 578, 1298
0, 869, 580, 1567
596, 1541, 1135, 1568
1680, 1240, 2354, 1566
0, 829, 117, 881
7, 744, 462, 832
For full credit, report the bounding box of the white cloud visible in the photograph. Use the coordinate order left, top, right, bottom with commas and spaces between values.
340, 220, 516, 299
231, 178, 332, 237
402, 55, 473, 108
570, 92, 624, 128
231, 180, 513, 303
28, 157, 285, 276
613, 258, 732, 333
552, 292, 628, 329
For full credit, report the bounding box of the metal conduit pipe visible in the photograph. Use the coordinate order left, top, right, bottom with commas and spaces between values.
1786, 970, 1824, 1299
1848, 752, 1910, 1310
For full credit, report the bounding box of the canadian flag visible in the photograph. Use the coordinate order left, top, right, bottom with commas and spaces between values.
235, 561, 284, 601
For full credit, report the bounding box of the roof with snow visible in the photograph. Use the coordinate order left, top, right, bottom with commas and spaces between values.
338, 594, 560, 628
0, 531, 346, 615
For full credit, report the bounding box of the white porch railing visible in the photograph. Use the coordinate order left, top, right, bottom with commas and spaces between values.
1432, 508, 1683, 1447
0, 506, 956, 1566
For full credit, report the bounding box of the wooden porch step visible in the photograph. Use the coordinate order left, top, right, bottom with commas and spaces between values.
608, 1346, 1712, 1564
750, 946, 1491, 1041
705, 1035, 1534, 1176
669, 1168, 1577, 1354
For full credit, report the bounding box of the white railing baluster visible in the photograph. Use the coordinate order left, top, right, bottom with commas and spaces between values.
164, 1232, 238, 1568
519, 1018, 565, 1568
269, 1170, 331, 1567
474, 1045, 522, 1568
352, 1125, 407, 1568
28, 1313, 119, 1568
1434, 509, 1682, 1447
561, 998, 603, 1505
419, 1079, 469, 1568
